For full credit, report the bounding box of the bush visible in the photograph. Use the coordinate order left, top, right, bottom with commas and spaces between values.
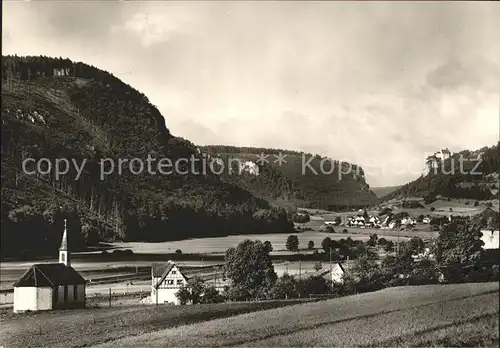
430, 207, 436, 212
291, 212, 310, 224
424, 196, 436, 204
175, 286, 192, 305
314, 261, 323, 272
377, 237, 388, 246
201, 286, 225, 304
321, 237, 332, 253
307, 240, 314, 250
366, 233, 378, 247
474, 201, 479, 207
342, 229, 348, 234
325, 225, 335, 233
286, 235, 299, 252
175, 249, 183, 254
379, 207, 392, 216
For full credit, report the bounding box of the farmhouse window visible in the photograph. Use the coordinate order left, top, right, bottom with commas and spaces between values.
172, 271, 176, 274
167, 280, 174, 285
177, 279, 183, 285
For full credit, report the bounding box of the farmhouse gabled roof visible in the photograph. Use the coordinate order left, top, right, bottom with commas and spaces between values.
316, 263, 347, 277
151, 262, 175, 277
13, 263, 86, 288
152, 261, 189, 289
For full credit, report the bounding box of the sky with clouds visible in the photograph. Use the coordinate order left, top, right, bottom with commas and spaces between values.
3, 1, 499, 186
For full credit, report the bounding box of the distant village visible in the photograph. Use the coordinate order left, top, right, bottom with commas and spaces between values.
321, 209, 430, 230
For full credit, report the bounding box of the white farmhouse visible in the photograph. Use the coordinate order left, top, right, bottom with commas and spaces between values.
150, 261, 189, 305
319, 263, 348, 284
13, 219, 86, 313
329, 263, 347, 283
240, 161, 260, 175
481, 230, 499, 250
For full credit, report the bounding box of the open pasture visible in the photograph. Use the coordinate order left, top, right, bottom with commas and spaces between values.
90, 282, 499, 348
0, 300, 309, 348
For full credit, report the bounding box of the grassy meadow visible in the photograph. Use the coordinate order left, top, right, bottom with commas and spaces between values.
0, 300, 313, 348
89, 282, 499, 348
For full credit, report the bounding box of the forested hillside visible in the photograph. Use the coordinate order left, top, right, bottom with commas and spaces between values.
1, 55, 293, 258
371, 186, 403, 198
200, 146, 380, 210
382, 144, 500, 201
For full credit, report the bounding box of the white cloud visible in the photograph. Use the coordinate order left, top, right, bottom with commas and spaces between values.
2, 1, 499, 186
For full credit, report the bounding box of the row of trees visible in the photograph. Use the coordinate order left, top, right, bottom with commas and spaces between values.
283, 233, 398, 257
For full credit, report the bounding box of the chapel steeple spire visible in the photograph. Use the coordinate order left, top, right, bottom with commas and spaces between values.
59, 219, 70, 266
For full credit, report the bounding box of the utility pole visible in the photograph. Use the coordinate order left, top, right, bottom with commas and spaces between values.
156, 277, 159, 306
330, 247, 333, 292
397, 228, 400, 255
27, 69, 32, 114
108, 288, 111, 308
299, 260, 301, 280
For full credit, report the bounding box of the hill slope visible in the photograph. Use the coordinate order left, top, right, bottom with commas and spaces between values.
1, 55, 293, 257
200, 145, 381, 211
382, 144, 499, 202
91, 282, 498, 347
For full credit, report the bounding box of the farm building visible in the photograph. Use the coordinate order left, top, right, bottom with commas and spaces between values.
319, 263, 350, 283
481, 230, 499, 250
13, 220, 86, 313
150, 261, 189, 305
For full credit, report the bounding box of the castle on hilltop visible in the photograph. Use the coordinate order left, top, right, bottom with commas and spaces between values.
423, 148, 453, 176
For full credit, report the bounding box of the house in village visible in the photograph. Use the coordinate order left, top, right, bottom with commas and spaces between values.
401, 217, 416, 226
13, 219, 86, 313
150, 261, 190, 305
240, 161, 260, 175
481, 229, 499, 250
481, 229, 499, 264
53, 67, 70, 76
367, 216, 380, 227
318, 263, 350, 284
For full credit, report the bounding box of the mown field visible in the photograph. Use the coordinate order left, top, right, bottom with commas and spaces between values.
89, 282, 499, 348
107, 230, 414, 255
0, 300, 314, 348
